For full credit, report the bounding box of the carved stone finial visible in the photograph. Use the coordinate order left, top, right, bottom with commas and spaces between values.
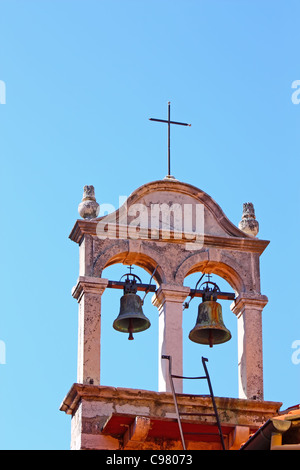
78, 185, 100, 219
238, 202, 259, 237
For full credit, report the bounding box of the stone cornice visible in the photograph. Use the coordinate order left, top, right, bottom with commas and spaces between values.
72, 276, 109, 302
69, 219, 269, 255
231, 293, 269, 316
60, 383, 282, 430
152, 284, 190, 308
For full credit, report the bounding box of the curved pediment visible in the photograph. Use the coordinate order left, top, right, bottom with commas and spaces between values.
101, 179, 249, 239
70, 179, 269, 282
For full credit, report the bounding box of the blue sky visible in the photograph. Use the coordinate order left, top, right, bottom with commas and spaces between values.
0, 0, 299, 450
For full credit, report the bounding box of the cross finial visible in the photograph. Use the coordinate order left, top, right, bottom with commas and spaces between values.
127, 265, 134, 275
149, 102, 191, 178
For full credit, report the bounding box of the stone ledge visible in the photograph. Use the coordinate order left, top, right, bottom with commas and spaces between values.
60, 383, 282, 431
69, 219, 269, 255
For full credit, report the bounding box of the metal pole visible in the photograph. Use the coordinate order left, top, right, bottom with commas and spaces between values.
162, 355, 186, 450
201, 357, 226, 450
168, 101, 171, 175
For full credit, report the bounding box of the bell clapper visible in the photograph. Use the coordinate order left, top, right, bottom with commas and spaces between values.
209, 330, 213, 348
128, 318, 134, 340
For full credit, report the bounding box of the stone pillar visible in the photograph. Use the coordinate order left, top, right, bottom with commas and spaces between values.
231, 294, 268, 400
72, 276, 108, 385
152, 284, 190, 393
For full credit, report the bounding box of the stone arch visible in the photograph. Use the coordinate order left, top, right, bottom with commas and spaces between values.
92, 241, 167, 286
174, 249, 246, 295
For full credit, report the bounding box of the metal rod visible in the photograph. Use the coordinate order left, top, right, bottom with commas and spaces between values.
142, 265, 158, 303
189, 289, 235, 300
149, 118, 191, 126
201, 357, 226, 450
171, 375, 206, 380
178, 412, 216, 417
183, 431, 222, 436
107, 280, 156, 292
107, 280, 234, 301
194, 272, 206, 291
149, 102, 191, 179
168, 101, 171, 175
162, 355, 226, 451
162, 355, 186, 450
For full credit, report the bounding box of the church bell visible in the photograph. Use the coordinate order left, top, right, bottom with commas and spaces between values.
113, 274, 151, 340
188, 282, 231, 348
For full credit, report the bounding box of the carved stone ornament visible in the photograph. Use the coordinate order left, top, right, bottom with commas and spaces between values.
239, 202, 259, 237
78, 185, 100, 219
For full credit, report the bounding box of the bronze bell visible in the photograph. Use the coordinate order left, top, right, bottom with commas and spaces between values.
113, 276, 151, 340
188, 285, 231, 348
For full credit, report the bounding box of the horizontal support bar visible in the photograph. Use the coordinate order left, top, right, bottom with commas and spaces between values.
107, 280, 156, 292
149, 118, 191, 126
107, 281, 235, 300
179, 412, 217, 417
183, 432, 223, 436
189, 289, 235, 301
171, 375, 207, 380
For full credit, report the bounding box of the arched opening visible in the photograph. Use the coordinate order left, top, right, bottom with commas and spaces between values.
100, 262, 159, 391
182, 271, 238, 399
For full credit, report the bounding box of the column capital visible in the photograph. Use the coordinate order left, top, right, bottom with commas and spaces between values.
231, 293, 268, 316
72, 276, 109, 302
152, 284, 190, 309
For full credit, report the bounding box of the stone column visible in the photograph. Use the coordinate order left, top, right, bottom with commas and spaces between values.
72, 276, 108, 385
231, 294, 268, 400
152, 284, 190, 393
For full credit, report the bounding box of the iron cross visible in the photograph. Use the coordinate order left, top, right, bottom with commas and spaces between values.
149, 102, 191, 177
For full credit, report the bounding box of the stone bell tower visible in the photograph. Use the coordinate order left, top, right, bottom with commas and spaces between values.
60, 179, 281, 450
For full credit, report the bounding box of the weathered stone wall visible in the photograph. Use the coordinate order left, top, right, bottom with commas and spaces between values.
61, 384, 282, 450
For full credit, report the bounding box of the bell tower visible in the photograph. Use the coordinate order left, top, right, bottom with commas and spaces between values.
60, 179, 282, 450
